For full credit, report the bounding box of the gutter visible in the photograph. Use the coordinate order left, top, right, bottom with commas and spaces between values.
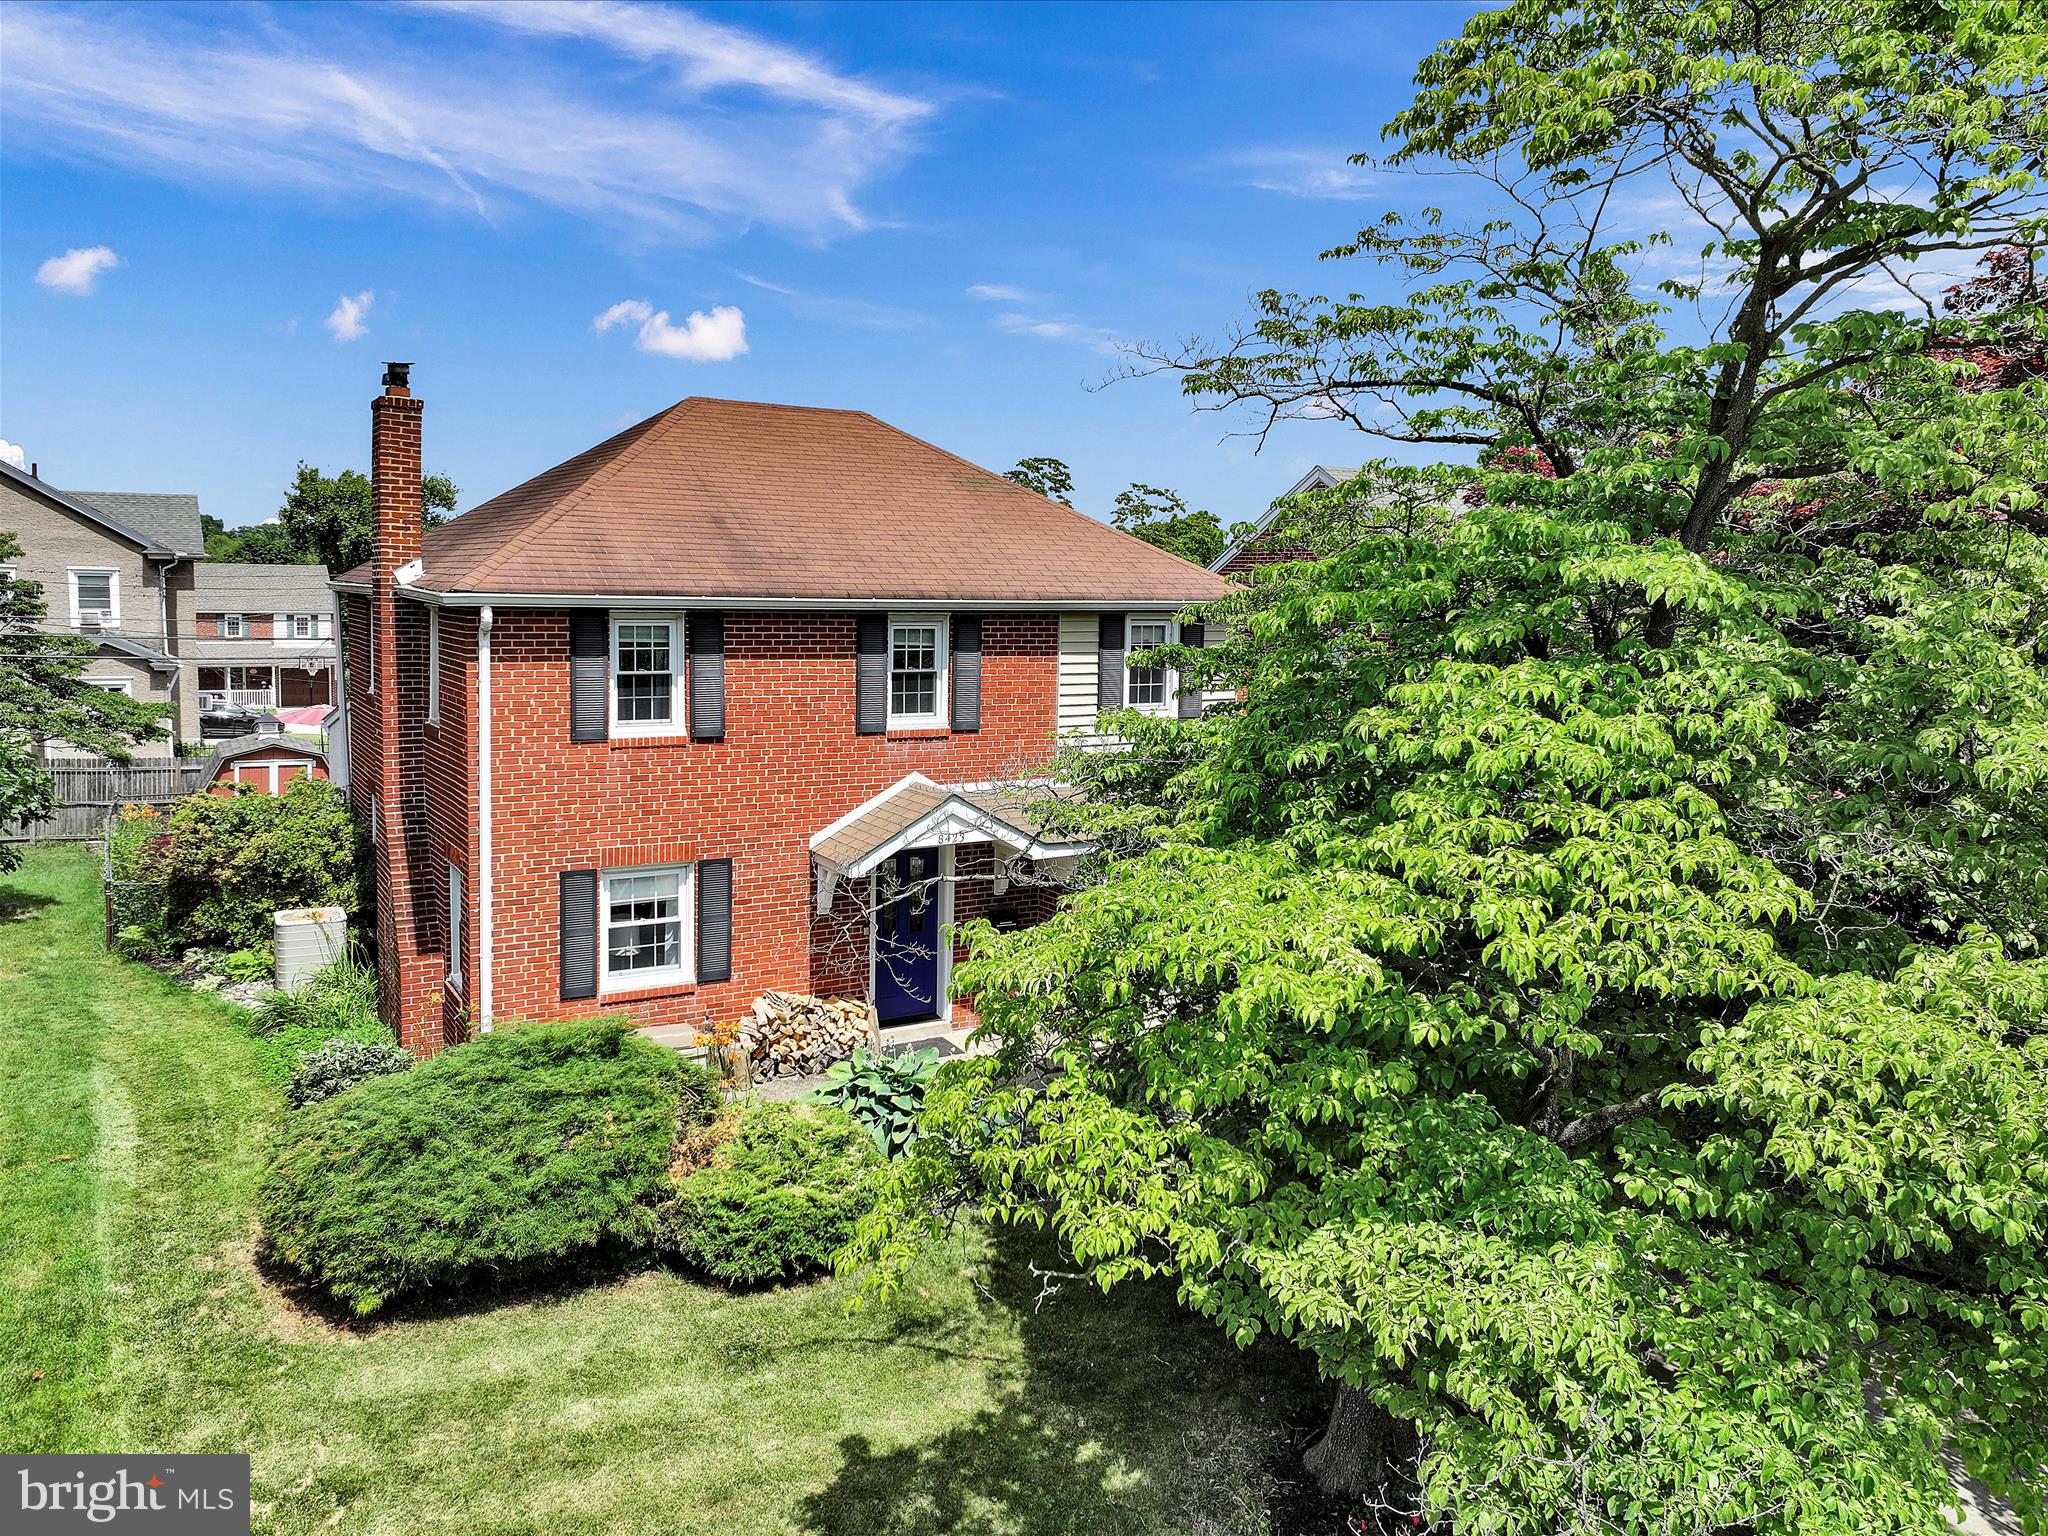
328, 585, 1227, 612
477, 604, 495, 1034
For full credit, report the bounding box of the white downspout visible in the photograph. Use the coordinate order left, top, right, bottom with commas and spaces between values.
328, 589, 350, 794
477, 604, 495, 1033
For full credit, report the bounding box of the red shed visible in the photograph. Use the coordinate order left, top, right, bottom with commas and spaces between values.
206, 736, 329, 796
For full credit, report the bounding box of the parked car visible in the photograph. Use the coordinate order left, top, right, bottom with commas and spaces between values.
198, 702, 262, 740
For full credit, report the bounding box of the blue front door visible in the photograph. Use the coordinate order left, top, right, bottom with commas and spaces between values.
874, 846, 942, 1025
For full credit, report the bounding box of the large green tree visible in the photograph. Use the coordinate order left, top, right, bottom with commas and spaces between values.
855, 3, 2048, 1531
0, 535, 172, 868
1006, 456, 1229, 565
207, 464, 457, 569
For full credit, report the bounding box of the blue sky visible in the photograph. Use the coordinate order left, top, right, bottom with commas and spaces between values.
2, 1, 1483, 533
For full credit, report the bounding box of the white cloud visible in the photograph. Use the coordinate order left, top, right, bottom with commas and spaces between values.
0, 440, 26, 469
325, 290, 374, 341
0, 3, 931, 244
737, 272, 924, 330
966, 283, 1038, 303
596, 299, 748, 362
35, 244, 120, 294
993, 311, 1123, 357
1217, 148, 1375, 200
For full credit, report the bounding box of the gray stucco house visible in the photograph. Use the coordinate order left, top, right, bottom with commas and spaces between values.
0, 459, 207, 747
0, 460, 338, 748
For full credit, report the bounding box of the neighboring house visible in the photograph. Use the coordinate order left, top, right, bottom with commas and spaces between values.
1211, 464, 1356, 579
336, 365, 1230, 1055
205, 735, 329, 796
191, 563, 338, 710
0, 460, 206, 748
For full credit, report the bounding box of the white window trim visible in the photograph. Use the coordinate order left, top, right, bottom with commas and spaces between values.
446, 862, 465, 991
607, 612, 685, 738
886, 613, 950, 730
289, 613, 316, 640
598, 862, 696, 994
221, 613, 246, 639
68, 567, 120, 626
231, 757, 316, 794
425, 607, 442, 726
85, 676, 134, 697
1125, 613, 1178, 717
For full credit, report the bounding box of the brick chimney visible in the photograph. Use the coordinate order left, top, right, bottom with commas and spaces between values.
367, 362, 443, 1053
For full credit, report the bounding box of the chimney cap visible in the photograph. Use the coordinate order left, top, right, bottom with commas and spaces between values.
381, 361, 413, 390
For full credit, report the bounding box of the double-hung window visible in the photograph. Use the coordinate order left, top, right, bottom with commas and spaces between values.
222, 614, 246, 639
887, 615, 947, 728
611, 616, 681, 734
1126, 615, 1174, 714
289, 613, 316, 640
601, 865, 693, 990
446, 862, 465, 991
69, 569, 118, 626
425, 608, 442, 725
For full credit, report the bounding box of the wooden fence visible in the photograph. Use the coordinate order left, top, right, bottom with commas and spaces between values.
1, 758, 214, 846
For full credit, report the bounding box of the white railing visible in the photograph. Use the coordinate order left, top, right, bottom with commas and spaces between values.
228, 689, 277, 709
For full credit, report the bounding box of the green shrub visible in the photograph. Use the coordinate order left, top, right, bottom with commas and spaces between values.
260, 1020, 714, 1315
813, 1045, 942, 1157
162, 776, 362, 951
221, 946, 273, 984
249, 948, 386, 1081
286, 1037, 411, 1109
655, 1101, 878, 1286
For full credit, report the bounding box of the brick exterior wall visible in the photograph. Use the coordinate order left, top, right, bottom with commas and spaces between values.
360, 381, 458, 1055
350, 596, 1067, 1047
484, 608, 1060, 1032
1217, 532, 1312, 580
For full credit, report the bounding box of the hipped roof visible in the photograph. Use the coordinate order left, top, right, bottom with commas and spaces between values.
340, 397, 1231, 606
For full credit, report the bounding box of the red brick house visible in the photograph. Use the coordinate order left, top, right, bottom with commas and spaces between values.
334, 365, 1229, 1054
1211, 464, 1355, 579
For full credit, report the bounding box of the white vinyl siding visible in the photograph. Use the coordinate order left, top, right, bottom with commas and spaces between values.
1056, 612, 1103, 738
600, 864, 694, 992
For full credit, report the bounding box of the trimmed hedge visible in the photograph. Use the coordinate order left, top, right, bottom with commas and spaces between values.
261, 1020, 716, 1315
655, 1101, 878, 1286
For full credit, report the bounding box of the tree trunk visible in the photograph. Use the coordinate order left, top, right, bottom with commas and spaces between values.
1303, 1384, 1404, 1499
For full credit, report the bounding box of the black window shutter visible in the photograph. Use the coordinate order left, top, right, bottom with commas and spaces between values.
697, 858, 733, 983
688, 611, 725, 741
569, 611, 609, 743
951, 615, 982, 732
1177, 619, 1206, 719
559, 869, 598, 1000
855, 615, 888, 734
1096, 612, 1125, 711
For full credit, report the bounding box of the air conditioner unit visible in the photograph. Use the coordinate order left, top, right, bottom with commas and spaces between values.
77, 609, 109, 630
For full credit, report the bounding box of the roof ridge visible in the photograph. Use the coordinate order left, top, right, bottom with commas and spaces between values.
457, 400, 698, 590
849, 410, 1223, 578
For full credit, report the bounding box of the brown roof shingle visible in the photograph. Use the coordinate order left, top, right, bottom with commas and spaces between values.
344, 398, 1231, 604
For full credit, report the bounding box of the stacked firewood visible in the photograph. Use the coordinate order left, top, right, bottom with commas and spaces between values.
737, 991, 879, 1081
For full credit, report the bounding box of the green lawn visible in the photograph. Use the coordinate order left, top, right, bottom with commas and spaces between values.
0, 844, 1322, 1535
